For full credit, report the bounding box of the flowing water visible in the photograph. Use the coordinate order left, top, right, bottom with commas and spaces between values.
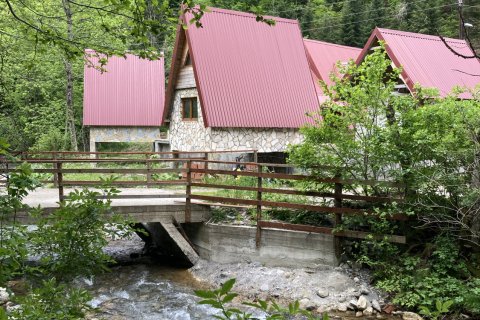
81, 262, 399, 320
81, 263, 219, 320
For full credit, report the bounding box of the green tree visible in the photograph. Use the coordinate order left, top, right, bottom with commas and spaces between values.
342, 0, 365, 47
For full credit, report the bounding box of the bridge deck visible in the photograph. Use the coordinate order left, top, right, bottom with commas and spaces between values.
16, 188, 210, 224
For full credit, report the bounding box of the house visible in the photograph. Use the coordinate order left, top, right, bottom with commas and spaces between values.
162, 7, 319, 161
303, 39, 361, 101
83, 51, 166, 153
357, 28, 480, 98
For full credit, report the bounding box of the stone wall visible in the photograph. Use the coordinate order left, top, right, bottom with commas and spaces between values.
169, 88, 211, 151
169, 89, 304, 152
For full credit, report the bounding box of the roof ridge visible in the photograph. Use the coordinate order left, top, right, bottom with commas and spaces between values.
208, 7, 299, 24
378, 28, 467, 45
304, 38, 361, 51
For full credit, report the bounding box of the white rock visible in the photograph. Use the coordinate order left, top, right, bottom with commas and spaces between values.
299, 298, 315, 310
372, 299, 382, 312
0, 287, 10, 304
402, 312, 424, 320
353, 277, 360, 283
348, 299, 358, 310
337, 304, 348, 312
356, 311, 364, 317
360, 287, 370, 295
316, 288, 329, 298
363, 306, 374, 316
6, 301, 21, 314
356, 295, 368, 311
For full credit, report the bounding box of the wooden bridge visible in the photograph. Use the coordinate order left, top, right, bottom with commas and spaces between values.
0, 150, 407, 266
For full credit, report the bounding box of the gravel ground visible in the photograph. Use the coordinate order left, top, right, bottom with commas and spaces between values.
189, 259, 394, 317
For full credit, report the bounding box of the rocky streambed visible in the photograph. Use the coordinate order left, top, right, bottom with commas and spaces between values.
0, 235, 422, 319
190, 259, 401, 319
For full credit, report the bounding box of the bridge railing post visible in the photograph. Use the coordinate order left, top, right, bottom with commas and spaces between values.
255, 163, 262, 248
56, 161, 64, 202
146, 154, 152, 188
334, 173, 343, 261
185, 160, 192, 223
52, 152, 58, 187
203, 152, 208, 176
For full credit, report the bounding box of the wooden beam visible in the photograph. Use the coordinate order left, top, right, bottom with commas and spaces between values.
258, 221, 406, 244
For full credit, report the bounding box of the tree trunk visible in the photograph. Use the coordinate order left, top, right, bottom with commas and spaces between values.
62, 0, 78, 151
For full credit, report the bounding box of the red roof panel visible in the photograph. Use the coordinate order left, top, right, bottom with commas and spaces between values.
83, 52, 165, 126
183, 8, 319, 128
304, 39, 361, 88
358, 28, 480, 98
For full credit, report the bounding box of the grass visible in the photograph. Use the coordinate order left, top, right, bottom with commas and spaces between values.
31, 161, 180, 187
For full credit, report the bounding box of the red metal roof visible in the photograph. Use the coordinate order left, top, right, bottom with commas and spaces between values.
165, 7, 319, 128
357, 28, 480, 98
83, 52, 165, 126
304, 39, 361, 92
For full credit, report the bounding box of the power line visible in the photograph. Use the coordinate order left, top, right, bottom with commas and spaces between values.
303, 2, 469, 33
306, 0, 452, 26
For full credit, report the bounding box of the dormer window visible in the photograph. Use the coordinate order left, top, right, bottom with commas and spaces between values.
182, 97, 198, 120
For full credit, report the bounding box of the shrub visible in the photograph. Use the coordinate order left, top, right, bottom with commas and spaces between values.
29, 186, 133, 280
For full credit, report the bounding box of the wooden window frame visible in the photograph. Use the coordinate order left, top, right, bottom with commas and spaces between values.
182, 97, 198, 121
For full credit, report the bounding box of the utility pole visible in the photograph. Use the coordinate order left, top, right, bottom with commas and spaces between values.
458, 0, 464, 39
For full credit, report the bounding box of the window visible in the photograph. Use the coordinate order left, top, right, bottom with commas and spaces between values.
182, 97, 198, 120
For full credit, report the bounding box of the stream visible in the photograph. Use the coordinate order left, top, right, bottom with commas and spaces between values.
79, 262, 399, 320
80, 263, 219, 319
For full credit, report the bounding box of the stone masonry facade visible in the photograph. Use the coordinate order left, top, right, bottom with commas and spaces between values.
169, 89, 304, 152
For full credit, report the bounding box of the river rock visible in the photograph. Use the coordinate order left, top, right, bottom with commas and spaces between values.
360, 287, 370, 295
338, 296, 347, 303
356, 311, 364, 317
348, 299, 358, 310
356, 295, 368, 311
402, 312, 424, 320
0, 287, 10, 304
299, 298, 316, 311
353, 277, 360, 283
5, 301, 21, 314
363, 306, 374, 316
316, 288, 329, 298
372, 299, 382, 312
337, 304, 348, 312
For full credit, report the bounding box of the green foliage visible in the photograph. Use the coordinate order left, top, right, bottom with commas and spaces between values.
288, 45, 480, 316
0, 149, 135, 319
9, 278, 92, 320
30, 128, 70, 152
419, 299, 454, 320
370, 236, 476, 314
195, 278, 328, 320
29, 185, 133, 280
0, 162, 39, 285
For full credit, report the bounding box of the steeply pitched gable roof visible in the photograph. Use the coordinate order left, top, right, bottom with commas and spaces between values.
163, 7, 319, 128
304, 39, 361, 91
357, 28, 480, 98
83, 52, 165, 126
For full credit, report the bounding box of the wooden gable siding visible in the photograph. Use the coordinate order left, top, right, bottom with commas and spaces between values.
176, 66, 196, 89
